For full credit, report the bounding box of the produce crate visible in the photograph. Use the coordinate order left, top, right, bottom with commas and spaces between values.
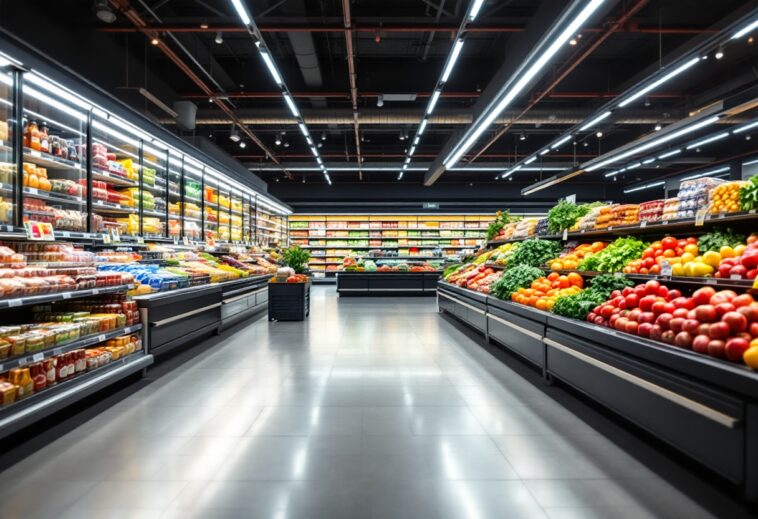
268, 281, 311, 321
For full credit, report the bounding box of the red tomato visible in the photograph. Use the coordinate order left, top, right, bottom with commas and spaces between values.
692, 287, 716, 307
662, 237, 678, 250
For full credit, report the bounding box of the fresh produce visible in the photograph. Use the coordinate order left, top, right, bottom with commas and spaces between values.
488, 243, 520, 266
739, 174, 758, 211
551, 274, 632, 320
714, 233, 758, 279
709, 181, 746, 214
697, 229, 746, 253
508, 239, 561, 268
486, 210, 514, 241
624, 237, 698, 275
547, 200, 590, 234
579, 237, 646, 273
511, 272, 584, 311
587, 281, 758, 367
490, 265, 544, 301
469, 270, 503, 294
549, 242, 607, 271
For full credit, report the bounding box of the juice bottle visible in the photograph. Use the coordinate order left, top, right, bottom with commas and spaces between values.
39, 122, 49, 153
29, 121, 41, 151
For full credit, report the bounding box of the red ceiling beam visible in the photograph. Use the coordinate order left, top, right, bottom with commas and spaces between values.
100, 24, 717, 35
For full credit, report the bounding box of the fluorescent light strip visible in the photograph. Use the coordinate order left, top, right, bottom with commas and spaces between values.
92, 120, 140, 147
413, 136, 420, 145
686, 131, 729, 149
524, 156, 537, 165
397, 172, 404, 180
23, 86, 88, 122
604, 169, 622, 178
418, 119, 428, 135
441, 39, 465, 83
25, 73, 92, 113
230, 0, 252, 25
260, 50, 283, 86
469, 0, 485, 20
409, 146, 416, 156
444, 0, 606, 168
658, 149, 682, 159
298, 123, 308, 136
732, 19, 758, 40
624, 180, 665, 193
627, 162, 642, 170
618, 57, 700, 108
283, 94, 300, 118
743, 158, 758, 166
309, 146, 318, 157
733, 119, 758, 133
501, 165, 522, 179
680, 166, 730, 181
539, 149, 549, 155
551, 134, 573, 149
427, 90, 442, 115
579, 110, 611, 131
642, 158, 656, 165
316, 157, 323, 165
25, 108, 85, 137
585, 115, 719, 172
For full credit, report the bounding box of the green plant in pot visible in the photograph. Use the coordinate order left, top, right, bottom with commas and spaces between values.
282, 245, 311, 274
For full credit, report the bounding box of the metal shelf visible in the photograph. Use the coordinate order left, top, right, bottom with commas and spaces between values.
92, 169, 138, 187
0, 283, 134, 309
23, 148, 84, 171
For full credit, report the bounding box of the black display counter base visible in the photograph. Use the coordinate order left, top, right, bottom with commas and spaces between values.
436, 281, 758, 505
337, 272, 439, 296
269, 282, 311, 321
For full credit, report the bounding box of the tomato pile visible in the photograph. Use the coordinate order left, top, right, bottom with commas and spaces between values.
511, 272, 584, 311
715, 234, 758, 280
623, 237, 704, 276
587, 280, 758, 367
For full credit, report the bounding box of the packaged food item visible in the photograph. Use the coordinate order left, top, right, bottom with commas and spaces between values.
0, 381, 18, 406
638, 199, 664, 222
8, 368, 33, 399
662, 198, 679, 220
677, 177, 724, 218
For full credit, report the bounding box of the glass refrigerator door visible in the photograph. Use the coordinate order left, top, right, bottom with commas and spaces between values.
242, 194, 251, 243
22, 81, 88, 233
217, 184, 231, 242
202, 172, 218, 242
90, 116, 142, 236
167, 153, 182, 240
141, 144, 167, 238
229, 190, 242, 242
0, 69, 14, 225
182, 161, 203, 240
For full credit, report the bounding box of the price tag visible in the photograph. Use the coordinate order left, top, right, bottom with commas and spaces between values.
662, 220, 669, 225
53, 348, 62, 356
750, 210, 756, 215
608, 226, 613, 231
136, 236, 145, 244
30, 150, 41, 157
183, 237, 190, 246
660, 261, 672, 277
62, 292, 71, 299
32, 353, 44, 362
110, 228, 121, 243
24, 221, 55, 241
705, 278, 717, 285
102, 233, 111, 244
562, 229, 568, 240
92, 289, 100, 295
580, 229, 585, 234
695, 205, 710, 226
97, 334, 106, 342
27, 187, 38, 194
640, 221, 647, 228
730, 274, 743, 280
4, 225, 12, 232
60, 231, 70, 238
18, 357, 27, 366
173, 237, 179, 245
8, 299, 22, 307
719, 213, 725, 219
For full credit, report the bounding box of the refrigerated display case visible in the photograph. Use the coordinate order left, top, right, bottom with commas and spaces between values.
183, 159, 203, 241
141, 143, 168, 238
0, 67, 15, 225
203, 170, 218, 242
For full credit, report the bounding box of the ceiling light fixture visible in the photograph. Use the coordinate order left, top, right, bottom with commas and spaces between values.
468, 0, 485, 21
418, 119, 428, 136
215, 32, 223, 44
298, 123, 308, 137
681, 166, 731, 181
441, 39, 465, 83
519, 132, 527, 141
655, 123, 662, 131
283, 93, 299, 118
524, 156, 537, 165
427, 90, 442, 114
151, 38, 159, 45
623, 180, 665, 194
443, 0, 606, 169
732, 19, 758, 39
715, 47, 725, 59
617, 57, 700, 108
94, 0, 117, 23
658, 148, 681, 159
551, 134, 573, 149
579, 110, 611, 131
230, 0, 252, 26
259, 49, 283, 86
540, 149, 550, 155
229, 124, 240, 143
239, 141, 246, 148
376, 94, 384, 107
733, 119, 758, 133
596, 131, 603, 138
685, 131, 729, 149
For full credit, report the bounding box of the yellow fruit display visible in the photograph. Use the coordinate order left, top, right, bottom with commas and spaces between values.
709, 181, 746, 214
702, 250, 722, 268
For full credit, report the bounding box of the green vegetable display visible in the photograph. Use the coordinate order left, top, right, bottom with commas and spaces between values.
578, 237, 646, 272
740, 175, 758, 210
508, 239, 561, 268
490, 265, 544, 300
282, 245, 311, 273
697, 229, 747, 252
443, 264, 463, 280
551, 274, 632, 320
547, 200, 591, 234
486, 210, 514, 241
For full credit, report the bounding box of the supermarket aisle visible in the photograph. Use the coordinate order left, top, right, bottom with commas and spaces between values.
0, 286, 751, 519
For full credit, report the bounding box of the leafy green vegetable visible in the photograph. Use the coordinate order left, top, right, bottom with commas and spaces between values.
490, 265, 544, 300
547, 200, 591, 234
508, 239, 561, 268
551, 274, 632, 320
578, 237, 646, 272
740, 175, 758, 210
486, 210, 515, 241
698, 229, 747, 252
282, 245, 311, 273
443, 264, 463, 280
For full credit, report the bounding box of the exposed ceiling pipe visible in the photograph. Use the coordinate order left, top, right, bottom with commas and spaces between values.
100, 24, 718, 35
466, 0, 650, 164
180, 90, 683, 100
342, 0, 363, 180
108, 0, 290, 178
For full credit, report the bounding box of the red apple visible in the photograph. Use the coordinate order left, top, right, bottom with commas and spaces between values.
625, 293, 640, 309
707, 339, 727, 359
725, 337, 751, 363
709, 321, 731, 340
638, 295, 656, 312
675, 331, 693, 349
670, 297, 693, 310
692, 334, 711, 354
672, 308, 689, 319
628, 309, 642, 322
609, 314, 621, 328
651, 301, 668, 315
723, 311, 748, 334
693, 287, 716, 306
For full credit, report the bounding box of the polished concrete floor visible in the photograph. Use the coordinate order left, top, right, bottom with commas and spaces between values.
0, 287, 752, 518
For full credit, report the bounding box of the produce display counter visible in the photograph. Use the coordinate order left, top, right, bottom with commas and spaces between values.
219, 275, 271, 330
437, 282, 758, 503
337, 271, 441, 297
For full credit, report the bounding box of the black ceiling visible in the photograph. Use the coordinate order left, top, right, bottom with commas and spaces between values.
1, 0, 757, 209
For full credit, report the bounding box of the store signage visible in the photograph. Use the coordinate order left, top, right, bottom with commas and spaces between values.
24, 221, 55, 241
565, 194, 576, 203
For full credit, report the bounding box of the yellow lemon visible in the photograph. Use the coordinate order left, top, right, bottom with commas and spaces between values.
693, 262, 714, 277
719, 246, 735, 259
683, 262, 696, 277
672, 263, 685, 277
702, 251, 722, 268
684, 244, 699, 255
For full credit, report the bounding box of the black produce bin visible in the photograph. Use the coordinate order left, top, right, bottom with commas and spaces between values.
268, 282, 311, 321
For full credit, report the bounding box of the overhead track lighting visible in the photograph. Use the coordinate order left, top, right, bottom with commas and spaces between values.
418, 119, 428, 135
579, 111, 611, 131
230, 0, 252, 26
733, 119, 758, 133
685, 131, 729, 149
283, 93, 299, 118
229, 124, 241, 143
441, 39, 465, 83
468, 0, 485, 21
732, 19, 758, 40
681, 166, 730, 181
617, 57, 700, 108
444, 0, 607, 169
259, 49, 283, 86
215, 32, 223, 44
519, 132, 527, 141
623, 180, 665, 194
427, 90, 442, 115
